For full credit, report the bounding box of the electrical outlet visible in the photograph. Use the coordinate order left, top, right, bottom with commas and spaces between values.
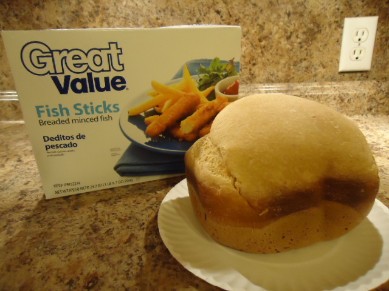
350, 47, 365, 61
338, 16, 378, 72
353, 28, 369, 43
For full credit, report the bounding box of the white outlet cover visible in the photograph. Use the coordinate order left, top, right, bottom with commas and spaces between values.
338, 16, 378, 72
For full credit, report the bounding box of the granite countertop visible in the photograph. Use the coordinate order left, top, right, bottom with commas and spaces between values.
0, 83, 388, 290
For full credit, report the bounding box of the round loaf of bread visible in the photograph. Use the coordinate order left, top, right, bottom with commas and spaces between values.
185, 93, 379, 253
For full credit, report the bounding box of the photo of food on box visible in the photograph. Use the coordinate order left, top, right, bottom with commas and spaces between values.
114, 58, 240, 176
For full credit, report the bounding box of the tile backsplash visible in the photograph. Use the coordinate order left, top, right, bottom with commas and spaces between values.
0, 0, 388, 91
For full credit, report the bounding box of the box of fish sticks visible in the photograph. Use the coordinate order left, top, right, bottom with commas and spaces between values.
2, 25, 241, 198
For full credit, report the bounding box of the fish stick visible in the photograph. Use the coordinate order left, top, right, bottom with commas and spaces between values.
201, 85, 215, 100
199, 122, 212, 137
146, 93, 200, 137
169, 125, 198, 142
180, 96, 229, 134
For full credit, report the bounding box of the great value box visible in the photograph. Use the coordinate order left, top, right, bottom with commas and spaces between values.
3, 25, 241, 198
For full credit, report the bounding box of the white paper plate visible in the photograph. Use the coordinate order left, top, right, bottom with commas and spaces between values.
158, 179, 389, 291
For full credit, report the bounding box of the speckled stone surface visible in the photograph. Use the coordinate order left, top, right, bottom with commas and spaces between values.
1, 80, 388, 122
0, 83, 388, 290
0, 1, 389, 289
240, 80, 389, 115
0, 0, 388, 90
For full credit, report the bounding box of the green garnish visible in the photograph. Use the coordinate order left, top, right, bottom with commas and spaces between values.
197, 58, 237, 92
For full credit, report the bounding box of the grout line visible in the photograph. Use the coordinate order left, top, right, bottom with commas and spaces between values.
0, 90, 18, 101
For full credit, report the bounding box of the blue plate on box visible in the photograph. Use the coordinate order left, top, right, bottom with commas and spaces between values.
119, 78, 192, 155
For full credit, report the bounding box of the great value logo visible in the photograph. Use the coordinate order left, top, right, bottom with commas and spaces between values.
20, 41, 127, 94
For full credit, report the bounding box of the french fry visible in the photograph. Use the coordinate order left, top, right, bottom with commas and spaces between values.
181, 64, 194, 92
161, 98, 175, 112
144, 115, 159, 125
146, 93, 200, 137
147, 90, 160, 97
129, 79, 188, 116
128, 93, 169, 116
154, 101, 164, 113
148, 73, 188, 97
180, 96, 228, 134
151, 80, 187, 99
182, 65, 209, 103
